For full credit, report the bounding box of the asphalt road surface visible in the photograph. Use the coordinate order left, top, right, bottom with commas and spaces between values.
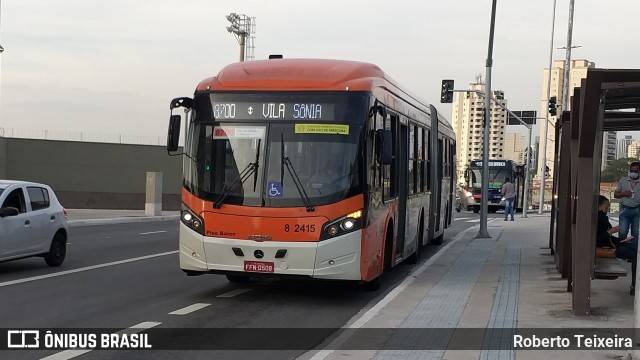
0, 210, 503, 360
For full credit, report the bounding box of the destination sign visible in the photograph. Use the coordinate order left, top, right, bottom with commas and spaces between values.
472, 161, 507, 167
211, 102, 336, 121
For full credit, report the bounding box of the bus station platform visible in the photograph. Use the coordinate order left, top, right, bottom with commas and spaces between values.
306, 214, 635, 360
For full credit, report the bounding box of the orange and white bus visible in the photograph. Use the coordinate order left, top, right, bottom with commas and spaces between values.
167, 58, 455, 289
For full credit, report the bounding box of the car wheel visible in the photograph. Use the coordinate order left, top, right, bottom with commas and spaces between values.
44, 232, 67, 267
226, 274, 251, 283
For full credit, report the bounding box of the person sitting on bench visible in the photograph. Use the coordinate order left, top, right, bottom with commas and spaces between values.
597, 195, 638, 295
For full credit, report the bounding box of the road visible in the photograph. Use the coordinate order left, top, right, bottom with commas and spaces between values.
0, 211, 503, 360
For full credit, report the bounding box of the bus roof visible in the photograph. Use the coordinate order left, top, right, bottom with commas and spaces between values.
196, 58, 452, 131
198, 58, 385, 92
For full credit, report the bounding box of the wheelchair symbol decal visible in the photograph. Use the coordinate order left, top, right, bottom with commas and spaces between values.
267, 182, 283, 197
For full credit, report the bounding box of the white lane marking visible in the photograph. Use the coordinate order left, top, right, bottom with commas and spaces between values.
454, 217, 470, 221
40, 321, 161, 360
169, 303, 210, 315
466, 219, 481, 223
139, 230, 167, 235
217, 288, 252, 298
0, 251, 178, 288
308, 221, 490, 360
126, 321, 161, 330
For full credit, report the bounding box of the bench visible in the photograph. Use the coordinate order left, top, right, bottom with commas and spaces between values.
594, 257, 628, 280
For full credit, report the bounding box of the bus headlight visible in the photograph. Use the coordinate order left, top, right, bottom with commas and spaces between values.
342, 219, 356, 230
321, 209, 363, 241
181, 204, 205, 235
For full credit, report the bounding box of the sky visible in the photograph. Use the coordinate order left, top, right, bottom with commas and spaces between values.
0, 0, 639, 141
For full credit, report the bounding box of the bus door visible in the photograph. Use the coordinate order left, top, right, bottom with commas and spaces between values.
395, 120, 408, 258
428, 105, 441, 241
436, 138, 444, 232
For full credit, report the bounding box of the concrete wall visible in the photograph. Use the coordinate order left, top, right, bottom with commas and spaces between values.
0, 138, 183, 210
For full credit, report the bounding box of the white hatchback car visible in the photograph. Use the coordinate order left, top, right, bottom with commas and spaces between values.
0, 180, 68, 266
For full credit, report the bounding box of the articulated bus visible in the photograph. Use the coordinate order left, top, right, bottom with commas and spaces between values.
167, 58, 456, 289
462, 159, 525, 213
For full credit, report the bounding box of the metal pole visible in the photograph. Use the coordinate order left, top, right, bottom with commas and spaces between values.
539, 0, 557, 214
561, 0, 575, 111
523, 126, 532, 218
477, 0, 498, 239
239, 34, 246, 62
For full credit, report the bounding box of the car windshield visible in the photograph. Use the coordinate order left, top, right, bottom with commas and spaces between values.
184, 122, 362, 207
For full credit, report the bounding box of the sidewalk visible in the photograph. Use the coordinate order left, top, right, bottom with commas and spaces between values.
66, 209, 179, 227
308, 214, 635, 360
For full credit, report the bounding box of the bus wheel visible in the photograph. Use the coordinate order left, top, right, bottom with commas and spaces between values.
361, 277, 381, 291
431, 233, 444, 246
226, 274, 250, 283
473, 206, 480, 213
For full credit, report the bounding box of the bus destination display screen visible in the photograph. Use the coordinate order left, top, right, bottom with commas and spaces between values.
211, 102, 336, 121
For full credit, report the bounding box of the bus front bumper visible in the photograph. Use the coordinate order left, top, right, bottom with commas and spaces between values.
179, 223, 362, 280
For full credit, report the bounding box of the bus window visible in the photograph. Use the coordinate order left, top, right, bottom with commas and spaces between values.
409, 125, 415, 195
383, 114, 397, 200
425, 130, 431, 191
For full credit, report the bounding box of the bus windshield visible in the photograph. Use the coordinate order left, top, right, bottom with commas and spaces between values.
184, 122, 362, 207
470, 168, 511, 189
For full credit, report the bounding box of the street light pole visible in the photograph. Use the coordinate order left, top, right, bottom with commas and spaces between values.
539, 0, 557, 215
561, 0, 576, 111
523, 126, 533, 218
226, 13, 254, 62
477, 0, 498, 239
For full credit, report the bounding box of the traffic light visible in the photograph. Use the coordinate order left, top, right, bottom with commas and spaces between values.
441, 80, 454, 103
548, 96, 557, 116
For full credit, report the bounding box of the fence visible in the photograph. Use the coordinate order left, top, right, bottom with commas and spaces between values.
0, 127, 166, 146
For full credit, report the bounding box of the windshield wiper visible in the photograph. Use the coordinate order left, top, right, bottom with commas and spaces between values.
213, 141, 261, 209
252, 139, 262, 191
281, 134, 314, 212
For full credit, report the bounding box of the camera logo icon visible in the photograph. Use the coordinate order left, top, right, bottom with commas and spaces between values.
7, 330, 39, 348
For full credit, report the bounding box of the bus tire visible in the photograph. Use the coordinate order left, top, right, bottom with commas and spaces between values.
226, 274, 250, 283
361, 276, 381, 291
473, 206, 480, 213
431, 233, 444, 246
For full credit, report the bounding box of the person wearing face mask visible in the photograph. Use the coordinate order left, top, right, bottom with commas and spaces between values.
614, 162, 640, 242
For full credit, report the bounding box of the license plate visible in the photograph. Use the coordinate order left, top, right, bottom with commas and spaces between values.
244, 261, 274, 273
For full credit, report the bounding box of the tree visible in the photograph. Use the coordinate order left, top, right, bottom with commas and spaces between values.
601, 157, 639, 182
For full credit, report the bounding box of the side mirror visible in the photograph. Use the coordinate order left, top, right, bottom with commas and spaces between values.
369, 104, 387, 119
167, 115, 181, 153
0, 207, 19, 218
375, 129, 393, 165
